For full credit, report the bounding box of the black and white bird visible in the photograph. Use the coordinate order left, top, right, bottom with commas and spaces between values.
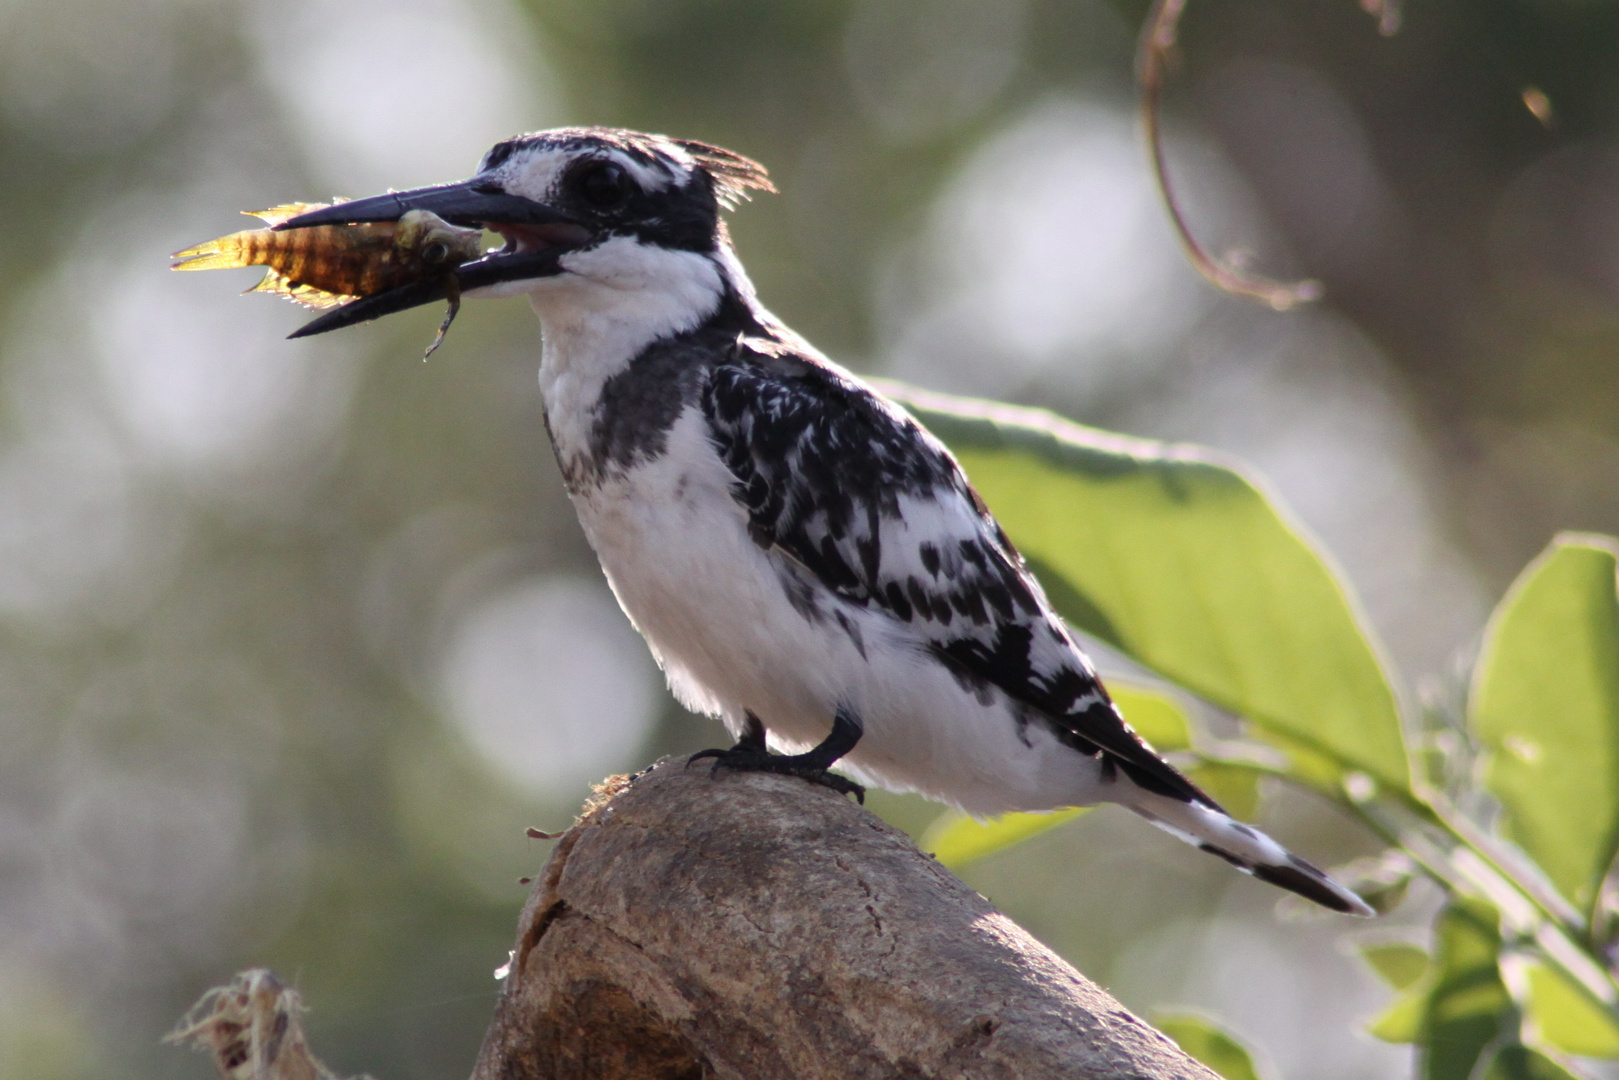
283, 127, 1372, 916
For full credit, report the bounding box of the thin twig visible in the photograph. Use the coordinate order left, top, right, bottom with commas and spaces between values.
1350, 796, 1619, 1024
1136, 0, 1323, 310
1193, 744, 1619, 1020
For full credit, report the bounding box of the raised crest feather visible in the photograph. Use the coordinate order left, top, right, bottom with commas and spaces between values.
675, 139, 776, 207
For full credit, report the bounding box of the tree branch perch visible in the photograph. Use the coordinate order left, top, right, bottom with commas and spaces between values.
479, 758, 1213, 1079
176, 757, 1220, 1079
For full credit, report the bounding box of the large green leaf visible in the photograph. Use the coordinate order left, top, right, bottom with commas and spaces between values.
1361, 940, 1436, 1044
1155, 1014, 1265, 1080
1361, 942, 1431, 991
888, 385, 1409, 795
1524, 961, 1619, 1059
1421, 900, 1516, 1080
922, 806, 1088, 868
1471, 534, 1619, 921
1368, 985, 1428, 1044
1185, 762, 1261, 820
1362, 908, 1598, 1079
1482, 1046, 1588, 1080
1110, 682, 1195, 752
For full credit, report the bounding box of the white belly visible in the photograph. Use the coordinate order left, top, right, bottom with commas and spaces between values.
567, 406, 1103, 816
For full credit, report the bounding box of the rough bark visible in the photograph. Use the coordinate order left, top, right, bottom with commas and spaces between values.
472, 757, 1218, 1080
171, 757, 1220, 1079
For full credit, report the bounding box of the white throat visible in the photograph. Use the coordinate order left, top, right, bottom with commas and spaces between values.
528, 235, 733, 460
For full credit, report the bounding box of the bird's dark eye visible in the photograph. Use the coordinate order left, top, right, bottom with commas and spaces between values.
576, 161, 633, 209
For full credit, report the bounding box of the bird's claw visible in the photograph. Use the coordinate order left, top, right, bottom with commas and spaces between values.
685, 744, 865, 803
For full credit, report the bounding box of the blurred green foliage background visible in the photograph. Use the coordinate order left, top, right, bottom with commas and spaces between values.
3, 0, 1619, 1077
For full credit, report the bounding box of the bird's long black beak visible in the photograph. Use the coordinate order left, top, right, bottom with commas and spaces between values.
277, 178, 592, 340
275, 178, 578, 231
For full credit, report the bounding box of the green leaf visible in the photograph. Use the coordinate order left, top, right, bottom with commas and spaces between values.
1361, 941, 1436, 1044
1524, 962, 1619, 1058
1422, 899, 1516, 1080
1471, 534, 1619, 921
1369, 986, 1428, 1044
1361, 942, 1431, 991
1186, 762, 1262, 820
920, 683, 1192, 867
1482, 1045, 1589, 1080
889, 385, 1409, 796
1155, 1014, 1265, 1080
1111, 682, 1193, 752
921, 806, 1088, 868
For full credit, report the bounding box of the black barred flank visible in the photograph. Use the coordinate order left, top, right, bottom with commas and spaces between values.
696, 310, 1212, 811
566, 259, 1223, 820
703, 358, 959, 614
578, 289, 760, 486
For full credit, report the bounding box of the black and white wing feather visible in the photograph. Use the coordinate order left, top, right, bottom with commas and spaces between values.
701, 343, 1216, 810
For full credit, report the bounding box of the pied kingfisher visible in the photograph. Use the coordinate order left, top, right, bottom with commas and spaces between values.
283, 127, 1371, 916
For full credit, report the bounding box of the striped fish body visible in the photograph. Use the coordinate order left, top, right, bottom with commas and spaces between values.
171, 204, 484, 309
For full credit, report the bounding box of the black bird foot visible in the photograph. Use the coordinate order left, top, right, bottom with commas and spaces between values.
687, 710, 866, 803
688, 742, 867, 803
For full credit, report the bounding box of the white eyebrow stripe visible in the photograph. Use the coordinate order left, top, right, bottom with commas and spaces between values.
490, 148, 568, 202
608, 147, 679, 192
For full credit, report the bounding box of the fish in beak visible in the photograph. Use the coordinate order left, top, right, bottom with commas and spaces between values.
274, 179, 594, 342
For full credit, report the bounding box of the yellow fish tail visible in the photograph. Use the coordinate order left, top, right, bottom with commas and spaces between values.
171, 232, 254, 270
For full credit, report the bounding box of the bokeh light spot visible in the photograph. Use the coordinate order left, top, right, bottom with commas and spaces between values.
438, 575, 661, 796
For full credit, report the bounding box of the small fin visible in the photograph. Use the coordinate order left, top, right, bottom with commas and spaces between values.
244, 271, 351, 309
246, 201, 337, 227
283, 281, 354, 310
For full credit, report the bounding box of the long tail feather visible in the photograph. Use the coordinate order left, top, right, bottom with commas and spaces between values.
1122, 787, 1374, 916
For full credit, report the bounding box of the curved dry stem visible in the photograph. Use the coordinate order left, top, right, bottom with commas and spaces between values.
1136, 0, 1323, 311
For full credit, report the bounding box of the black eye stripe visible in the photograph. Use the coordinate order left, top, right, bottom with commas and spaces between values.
477, 132, 729, 253
575, 160, 636, 209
